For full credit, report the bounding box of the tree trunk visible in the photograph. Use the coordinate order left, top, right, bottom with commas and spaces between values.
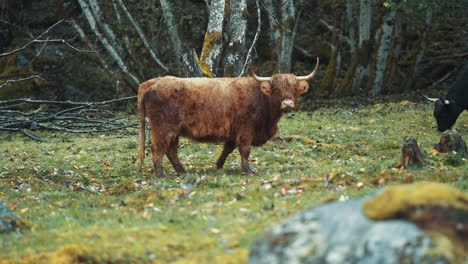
223, 0, 247, 77
181, 49, 203, 77
351, 0, 372, 94
199, 0, 225, 77
404, 7, 433, 91
160, 0, 184, 75
338, 0, 372, 95
386, 12, 403, 90
239, 0, 261, 77
264, 0, 280, 63
370, 8, 396, 96
278, 0, 295, 73
77, 0, 140, 87
116, 0, 168, 73
88, 0, 120, 53
71, 19, 118, 82
346, 0, 356, 54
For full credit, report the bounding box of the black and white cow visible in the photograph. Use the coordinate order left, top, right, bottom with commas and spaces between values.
423, 70, 468, 132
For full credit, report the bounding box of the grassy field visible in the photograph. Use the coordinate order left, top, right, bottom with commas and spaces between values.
0, 100, 467, 263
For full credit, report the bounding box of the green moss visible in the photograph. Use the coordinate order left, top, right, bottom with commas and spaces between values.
364, 182, 467, 219
1, 246, 93, 264
426, 233, 456, 262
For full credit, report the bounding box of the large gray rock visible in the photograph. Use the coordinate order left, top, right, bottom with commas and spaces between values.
0, 202, 24, 233
249, 200, 437, 264
249, 183, 467, 264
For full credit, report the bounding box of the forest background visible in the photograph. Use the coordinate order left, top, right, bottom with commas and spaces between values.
1, 0, 468, 102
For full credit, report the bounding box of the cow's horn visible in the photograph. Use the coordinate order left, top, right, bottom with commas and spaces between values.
420, 92, 438, 102
297, 57, 320, 81
251, 69, 273, 82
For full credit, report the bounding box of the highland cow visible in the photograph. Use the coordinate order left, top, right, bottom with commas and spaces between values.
138, 59, 319, 176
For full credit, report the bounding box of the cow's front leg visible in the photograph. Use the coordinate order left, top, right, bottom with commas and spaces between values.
237, 136, 256, 174
216, 141, 236, 169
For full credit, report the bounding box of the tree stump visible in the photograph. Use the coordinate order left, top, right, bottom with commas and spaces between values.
434, 130, 467, 156
402, 137, 424, 167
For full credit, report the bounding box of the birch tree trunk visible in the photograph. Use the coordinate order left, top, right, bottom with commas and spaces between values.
346, 0, 356, 54
351, 0, 372, 94
159, 0, 201, 77
386, 13, 402, 88
88, 0, 120, 53
404, 6, 433, 91
71, 19, 118, 82
77, 0, 140, 87
160, 0, 182, 62
223, 0, 247, 77
199, 0, 225, 77
370, 8, 396, 96
278, 0, 295, 73
264, 0, 280, 62
116, 0, 168, 72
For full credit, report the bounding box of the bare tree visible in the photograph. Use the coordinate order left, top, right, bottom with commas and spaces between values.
116, 0, 168, 72
338, 0, 372, 95
264, 0, 297, 73
370, 7, 396, 96
77, 0, 140, 87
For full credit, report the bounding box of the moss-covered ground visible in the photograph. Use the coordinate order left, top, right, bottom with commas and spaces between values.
0, 101, 466, 263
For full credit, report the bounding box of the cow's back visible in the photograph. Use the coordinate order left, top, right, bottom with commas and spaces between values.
141, 76, 265, 142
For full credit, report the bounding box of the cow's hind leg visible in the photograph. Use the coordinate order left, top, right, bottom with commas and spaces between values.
166, 136, 186, 174
216, 141, 236, 169
151, 143, 165, 177
237, 136, 256, 174
150, 129, 169, 177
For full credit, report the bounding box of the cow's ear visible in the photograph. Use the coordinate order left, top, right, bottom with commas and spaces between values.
260, 82, 272, 96
298, 81, 309, 95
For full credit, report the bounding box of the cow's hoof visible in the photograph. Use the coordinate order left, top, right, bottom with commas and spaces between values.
242, 166, 257, 174
154, 167, 165, 178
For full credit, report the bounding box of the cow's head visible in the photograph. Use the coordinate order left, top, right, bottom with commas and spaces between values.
252, 58, 319, 112
422, 94, 459, 131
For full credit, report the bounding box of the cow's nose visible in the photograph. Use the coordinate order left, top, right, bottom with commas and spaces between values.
281, 99, 295, 111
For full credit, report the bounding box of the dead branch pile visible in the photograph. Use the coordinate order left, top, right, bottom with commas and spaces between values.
0, 96, 137, 141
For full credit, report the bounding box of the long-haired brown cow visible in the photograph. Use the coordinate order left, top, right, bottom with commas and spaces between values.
138, 58, 319, 176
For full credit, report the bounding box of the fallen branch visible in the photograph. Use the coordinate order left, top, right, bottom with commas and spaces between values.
0, 96, 138, 141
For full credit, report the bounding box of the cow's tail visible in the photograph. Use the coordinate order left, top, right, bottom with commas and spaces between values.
138, 87, 146, 171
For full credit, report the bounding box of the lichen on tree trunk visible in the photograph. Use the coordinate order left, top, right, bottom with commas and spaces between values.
199, 0, 225, 77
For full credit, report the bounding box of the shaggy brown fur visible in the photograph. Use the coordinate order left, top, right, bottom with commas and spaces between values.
138, 66, 318, 176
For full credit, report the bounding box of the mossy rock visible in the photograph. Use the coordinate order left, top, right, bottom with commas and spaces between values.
364, 182, 468, 262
